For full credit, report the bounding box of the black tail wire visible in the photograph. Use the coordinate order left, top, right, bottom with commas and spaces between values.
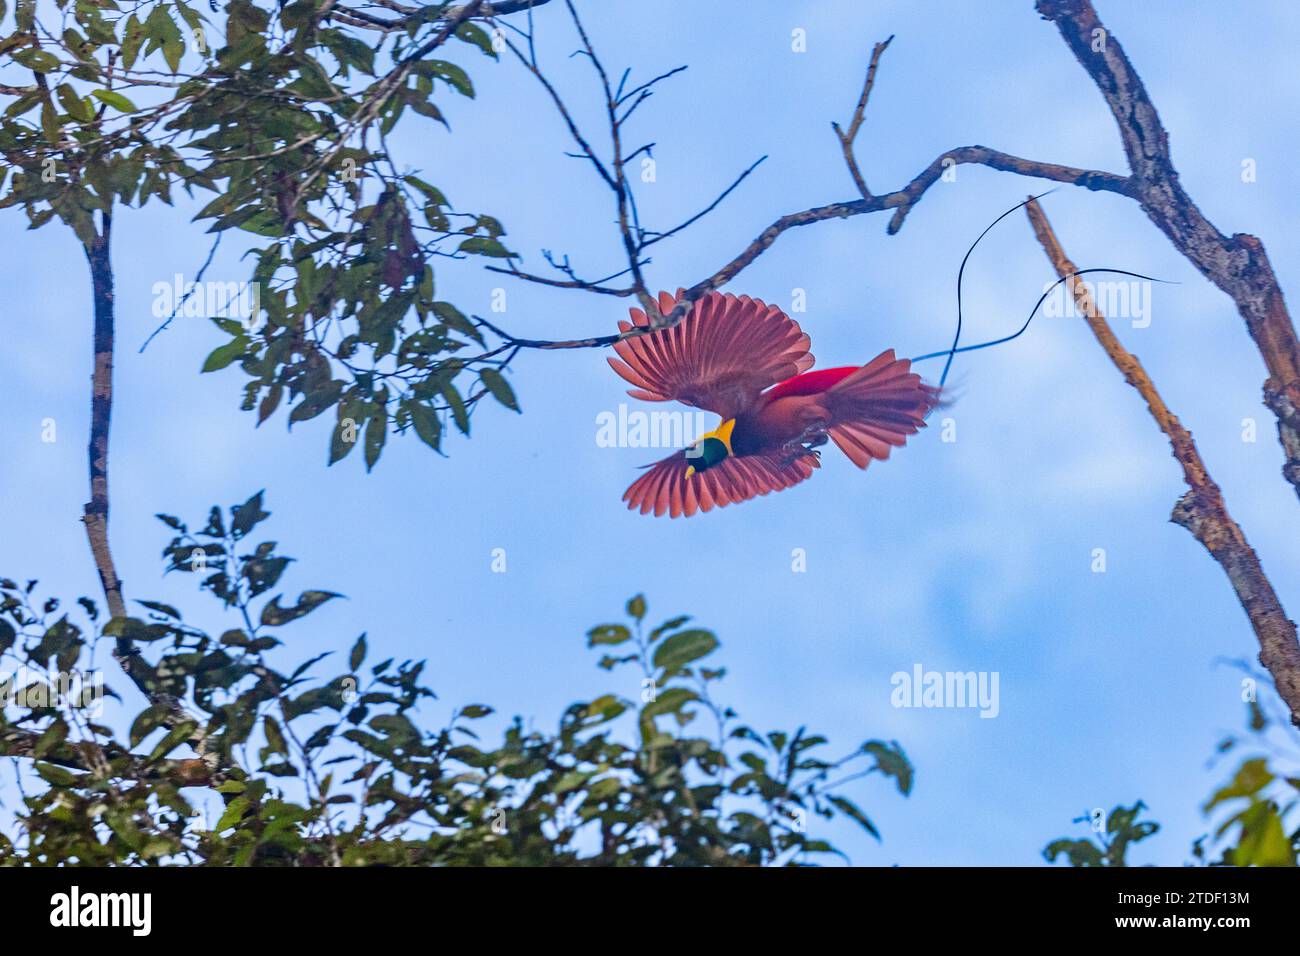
911, 192, 1173, 386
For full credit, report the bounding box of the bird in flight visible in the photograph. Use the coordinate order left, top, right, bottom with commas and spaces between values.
610, 290, 941, 517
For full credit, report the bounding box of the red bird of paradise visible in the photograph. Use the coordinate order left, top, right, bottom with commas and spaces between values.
609, 290, 942, 517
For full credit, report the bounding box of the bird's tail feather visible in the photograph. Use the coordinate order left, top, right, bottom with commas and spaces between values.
824, 350, 942, 469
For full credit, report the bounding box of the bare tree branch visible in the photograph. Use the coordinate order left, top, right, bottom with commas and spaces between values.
336, 0, 556, 33
81, 213, 224, 778
487, 27, 1133, 351
458, 0, 555, 15
138, 233, 222, 353
832, 34, 894, 199
82, 215, 124, 624
641, 155, 768, 249
880, 144, 1134, 232
499, 30, 616, 190
1025, 197, 1300, 729
1036, 0, 1300, 501
483, 261, 639, 296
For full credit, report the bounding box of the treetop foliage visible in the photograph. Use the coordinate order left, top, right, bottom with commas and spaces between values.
0, 493, 913, 865
1, 0, 523, 470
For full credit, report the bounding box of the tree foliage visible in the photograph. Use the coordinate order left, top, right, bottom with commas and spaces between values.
0, 0, 523, 471
0, 494, 912, 865
1044, 699, 1300, 867
1043, 802, 1160, 868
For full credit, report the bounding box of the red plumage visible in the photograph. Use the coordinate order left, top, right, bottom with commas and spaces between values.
760, 366, 860, 401
610, 290, 940, 517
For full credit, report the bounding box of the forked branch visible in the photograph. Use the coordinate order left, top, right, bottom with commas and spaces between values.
482, 20, 1133, 353
1036, 0, 1300, 501
485, 2, 1300, 515
1025, 198, 1300, 728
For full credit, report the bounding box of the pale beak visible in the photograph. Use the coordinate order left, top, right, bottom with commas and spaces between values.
684, 465, 696, 480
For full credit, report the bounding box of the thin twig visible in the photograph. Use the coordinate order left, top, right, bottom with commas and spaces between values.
562, 0, 654, 315
500, 31, 615, 189
138, 233, 223, 353
832, 34, 893, 199
641, 155, 768, 249
494, 27, 1133, 347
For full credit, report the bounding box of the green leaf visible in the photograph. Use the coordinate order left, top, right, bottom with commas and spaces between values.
431, 301, 482, 343
1205, 758, 1274, 812
457, 236, 514, 258
409, 402, 442, 452
162, 37, 184, 74
129, 704, 170, 748
290, 381, 344, 425
0, 619, 16, 654
583, 694, 627, 724
39, 101, 63, 145
404, 175, 447, 207
136, 599, 181, 619
263, 715, 287, 756
174, 0, 203, 31
349, 634, 367, 671
231, 490, 269, 537
455, 22, 498, 58
364, 407, 388, 471
1231, 801, 1296, 866
330, 403, 362, 464
587, 624, 631, 647
34, 762, 77, 787
1043, 837, 1106, 867
12, 48, 60, 73
626, 594, 646, 621
214, 795, 250, 832
219, 629, 251, 647
201, 336, 249, 372
554, 769, 593, 794
641, 687, 699, 722
442, 383, 469, 434
652, 629, 718, 673
827, 794, 881, 841
91, 89, 138, 114
863, 740, 914, 796
121, 14, 145, 68
33, 720, 68, 758
648, 615, 690, 643
56, 84, 94, 123
260, 590, 340, 627
478, 368, 519, 411
147, 721, 196, 763
425, 59, 474, 96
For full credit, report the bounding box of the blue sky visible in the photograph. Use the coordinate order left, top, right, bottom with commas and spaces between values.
3, 1, 1299, 864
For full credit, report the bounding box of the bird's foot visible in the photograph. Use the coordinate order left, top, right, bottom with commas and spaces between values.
778, 424, 827, 464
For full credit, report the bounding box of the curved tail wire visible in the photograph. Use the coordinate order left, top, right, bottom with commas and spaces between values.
911, 193, 1173, 383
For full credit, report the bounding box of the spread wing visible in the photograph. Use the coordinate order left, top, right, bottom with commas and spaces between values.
623, 449, 820, 518
608, 290, 814, 421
